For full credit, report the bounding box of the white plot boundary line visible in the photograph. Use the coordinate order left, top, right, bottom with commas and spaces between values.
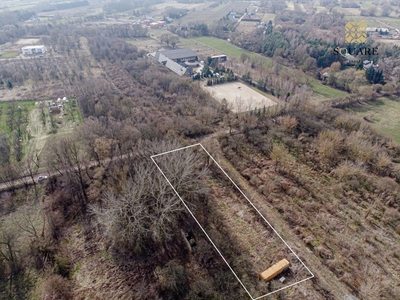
151, 143, 314, 300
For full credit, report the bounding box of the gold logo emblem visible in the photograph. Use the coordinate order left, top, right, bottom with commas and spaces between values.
345, 21, 367, 43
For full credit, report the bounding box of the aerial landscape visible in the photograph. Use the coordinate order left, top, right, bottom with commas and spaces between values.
0, 0, 400, 299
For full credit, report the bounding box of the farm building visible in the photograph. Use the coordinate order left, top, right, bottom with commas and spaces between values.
49, 106, 61, 114
21, 45, 46, 55
150, 48, 198, 76
259, 259, 290, 282
156, 48, 198, 63
211, 54, 227, 62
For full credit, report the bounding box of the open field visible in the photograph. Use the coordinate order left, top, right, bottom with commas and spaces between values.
262, 13, 276, 23
203, 82, 277, 113
346, 96, 400, 143
344, 15, 382, 27
179, 2, 249, 24
192, 36, 273, 67
0, 100, 35, 134
310, 81, 348, 98
236, 21, 260, 34
212, 3, 228, 12
15, 38, 41, 45
374, 17, 400, 28
0, 51, 19, 59
0, 1, 37, 11
375, 38, 400, 45
152, 2, 207, 11
345, 15, 400, 28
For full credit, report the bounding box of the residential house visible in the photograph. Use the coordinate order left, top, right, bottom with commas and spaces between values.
21, 45, 46, 55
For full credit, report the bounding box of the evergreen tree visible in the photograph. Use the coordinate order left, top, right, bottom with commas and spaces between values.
355, 60, 363, 70
265, 20, 273, 35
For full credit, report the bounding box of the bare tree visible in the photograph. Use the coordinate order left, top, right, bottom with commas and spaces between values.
90, 140, 208, 253
46, 135, 91, 208
0, 222, 21, 297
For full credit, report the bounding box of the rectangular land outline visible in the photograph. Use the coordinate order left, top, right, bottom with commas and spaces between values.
151, 143, 314, 299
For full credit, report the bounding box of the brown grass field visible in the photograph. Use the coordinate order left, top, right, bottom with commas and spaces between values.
203, 82, 277, 113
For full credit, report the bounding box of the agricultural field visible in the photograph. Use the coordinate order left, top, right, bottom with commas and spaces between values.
203, 82, 277, 113
179, 2, 250, 24
346, 96, 400, 143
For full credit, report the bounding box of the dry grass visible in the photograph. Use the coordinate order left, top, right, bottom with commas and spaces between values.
203, 82, 277, 113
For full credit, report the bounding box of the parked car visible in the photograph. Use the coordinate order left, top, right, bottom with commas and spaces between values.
37, 176, 48, 182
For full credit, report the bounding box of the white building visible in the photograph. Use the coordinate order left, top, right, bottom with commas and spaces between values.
21, 45, 46, 55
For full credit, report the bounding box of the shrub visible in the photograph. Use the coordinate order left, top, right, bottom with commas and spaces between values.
157, 260, 188, 299
316, 129, 344, 163
37, 274, 73, 300
277, 115, 298, 131
270, 143, 291, 170
373, 152, 392, 174
344, 131, 378, 163
332, 161, 367, 182
334, 114, 361, 132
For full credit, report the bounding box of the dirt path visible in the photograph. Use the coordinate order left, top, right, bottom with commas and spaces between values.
25, 107, 51, 157
200, 134, 354, 299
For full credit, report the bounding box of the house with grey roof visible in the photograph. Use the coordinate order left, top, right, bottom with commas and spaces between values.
150, 48, 198, 76
158, 48, 198, 62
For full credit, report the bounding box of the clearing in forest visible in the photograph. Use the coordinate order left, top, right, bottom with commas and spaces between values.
152, 144, 314, 300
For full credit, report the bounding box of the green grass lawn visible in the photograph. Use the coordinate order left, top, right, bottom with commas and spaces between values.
361, 2, 374, 9
212, 3, 228, 11
0, 52, 19, 59
347, 96, 400, 143
375, 17, 400, 27
191, 36, 273, 67
0, 100, 36, 134
344, 15, 382, 27
262, 13, 276, 23
344, 15, 400, 27
310, 81, 348, 98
